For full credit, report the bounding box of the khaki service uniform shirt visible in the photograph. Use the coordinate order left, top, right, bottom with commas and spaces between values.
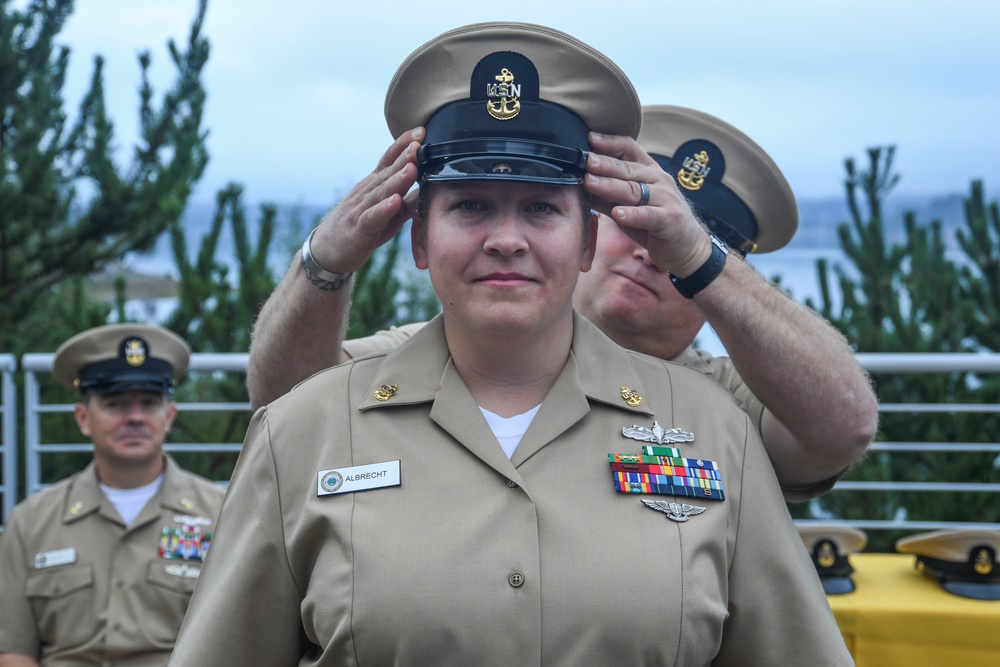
344, 321, 838, 501
171, 314, 851, 666
0, 456, 224, 666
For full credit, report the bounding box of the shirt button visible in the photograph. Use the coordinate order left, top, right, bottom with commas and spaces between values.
506, 479, 517, 488
116, 580, 124, 588
112, 622, 122, 631
508, 571, 525, 588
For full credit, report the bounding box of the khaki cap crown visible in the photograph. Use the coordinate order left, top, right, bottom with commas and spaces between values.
385, 22, 641, 140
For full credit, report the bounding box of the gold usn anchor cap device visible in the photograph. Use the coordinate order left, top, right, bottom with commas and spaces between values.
797, 523, 868, 595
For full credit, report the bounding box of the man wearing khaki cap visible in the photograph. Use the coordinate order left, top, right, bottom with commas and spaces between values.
247, 103, 878, 502
0, 324, 224, 667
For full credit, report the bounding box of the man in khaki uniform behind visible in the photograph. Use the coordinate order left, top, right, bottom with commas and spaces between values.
0, 324, 224, 667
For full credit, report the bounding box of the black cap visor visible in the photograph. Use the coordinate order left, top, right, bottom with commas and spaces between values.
918, 553, 1000, 600
940, 580, 1000, 600
420, 138, 586, 184
81, 377, 174, 396
819, 576, 856, 595
78, 358, 175, 396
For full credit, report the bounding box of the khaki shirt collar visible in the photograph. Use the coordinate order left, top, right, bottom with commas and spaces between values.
62, 455, 211, 527
62, 460, 105, 524
669, 345, 715, 377
359, 312, 654, 416
358, 312, 655, 471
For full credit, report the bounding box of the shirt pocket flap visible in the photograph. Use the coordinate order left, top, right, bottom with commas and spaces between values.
24, 565, 94, 599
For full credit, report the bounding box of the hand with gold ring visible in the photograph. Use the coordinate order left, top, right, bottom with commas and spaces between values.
584, 131, 715, 277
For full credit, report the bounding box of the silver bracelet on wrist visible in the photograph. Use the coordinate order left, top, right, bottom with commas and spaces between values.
301, 227, 353, 292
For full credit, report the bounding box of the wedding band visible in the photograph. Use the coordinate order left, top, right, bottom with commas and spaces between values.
637, 182, 650, 206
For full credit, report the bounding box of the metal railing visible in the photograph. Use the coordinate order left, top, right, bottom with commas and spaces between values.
797, 352, 1000, 532
0, 354, 16, 522
4, 352, 1000, 532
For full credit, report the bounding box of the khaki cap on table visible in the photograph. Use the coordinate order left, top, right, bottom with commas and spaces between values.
896, 529, 1000, 600
385, 22, 641, 185
639, 105, 798, 254
797, 523, 868, 595
52, 323, 191, 395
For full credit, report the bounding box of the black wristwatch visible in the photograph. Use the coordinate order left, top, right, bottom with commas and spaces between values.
669, 234, 729, 299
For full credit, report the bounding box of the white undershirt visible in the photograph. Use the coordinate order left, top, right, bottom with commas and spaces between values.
100, 473, 164, 526
479, 405, 542, 459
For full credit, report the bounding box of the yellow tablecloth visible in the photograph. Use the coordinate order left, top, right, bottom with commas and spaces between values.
828, 553, 1000, 666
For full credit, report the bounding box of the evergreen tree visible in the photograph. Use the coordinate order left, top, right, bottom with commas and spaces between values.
1, 0, 210, 493
956, 180, 1000, 350
0, 0, 210, 355
165, 182, 278, 353
803, 148, 999, 549
163, 183, 279, 480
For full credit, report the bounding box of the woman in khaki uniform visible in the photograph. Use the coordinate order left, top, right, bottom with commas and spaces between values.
170, 23, 851, 666
0, 325, 224, 667
247, 104, 879, 503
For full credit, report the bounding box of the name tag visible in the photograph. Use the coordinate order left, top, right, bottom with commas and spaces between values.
317, 460, 401, 496
35, 547, 77, 569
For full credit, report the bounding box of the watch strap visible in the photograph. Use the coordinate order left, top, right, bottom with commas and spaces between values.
669, 235, 728, 299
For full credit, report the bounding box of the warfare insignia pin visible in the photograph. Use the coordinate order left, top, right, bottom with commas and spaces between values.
173, 514, 212, 527
165, 563, 201, 579
641, 499, 706, 523
622, 421, 694, 445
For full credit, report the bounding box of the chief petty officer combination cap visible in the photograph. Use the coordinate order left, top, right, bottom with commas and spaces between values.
896, 529, 1000, 600
52, 323, 191, 396
384, 22, 641, 185
797, 523, 868, 595
638, 105, 798, 255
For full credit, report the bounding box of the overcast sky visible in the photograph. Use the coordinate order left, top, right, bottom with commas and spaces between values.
45, 0, 1000, 207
